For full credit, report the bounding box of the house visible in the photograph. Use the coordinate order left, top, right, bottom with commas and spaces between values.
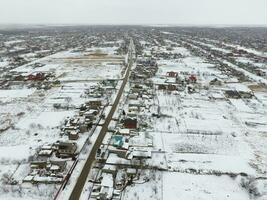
128, 100, 143, 109
32, 176, 63, 184
88, 100, 102, 109
167, 84, 177, 91
23, 175, 34, 183
166, 71, 178, 77
110, 135, 129, 150
158, 84, 167, 90
86, 109, 99, 115
132, 150, 152, 159
210, 91, 225, 100
255, 69, 266, 77
188, 75, 197, 83
68, 130, 79, 140
128, 106, 139, 113
165, 77, 176, 84
31, 161, 47, 170
99, 186, 113, 200
84, 109, 98, 120
96, 147, 109, 162
48, 161, 67, 173
108, 147, 128, 158
123, 118, 137, 129
209, 78, 222, 86
102, 164, 117, 175
30, 160, 66, 174
117, 128, 130, 136
111, 135, 124, 148
14, 75, 25, 81
128, 110, 138, 118
101, 173, 114, 188
99, 173, 114, 199
28, 72, 46, 81
158, 83, 177, 91
224, 90, 240, 99
126, 168, 137, 177
56, 142, 77, 157
63, 125, 78, 133
239, 91, 254, 99
128, 93, 138, 100
115, 170, 127, 189
63, 118, 79, 133
38, 144, 53, 157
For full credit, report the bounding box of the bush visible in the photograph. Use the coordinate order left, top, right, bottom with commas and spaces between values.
240, 177, 260, 198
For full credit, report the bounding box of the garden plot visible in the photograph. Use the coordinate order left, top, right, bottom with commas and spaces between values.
58, 63, 123, 81
179, 116, 237, 135
0, 60, 8, 68
11, 52, 56, 73
246, 135, 267, 175
45, 82, 98, 106
156, 61, 192, 76
230, 99, 254, 113
149, 130, 255, 174
30, 63, 61, 74
13, 62, 61, 75
162, 172, 250, 200
122, 170, 250, 200
122, 170, 162, 200
150, 117, 180, 133
156, 91, 181, 108
0, 184, 57, 200
181, 97, 230, 109
0, 111, 72, 148
0, 163, 44, 200
236, 112, 267, 133
16, 110, 74, 130
179, 100, 240, 135
166, 153, 255, 175
254, 92, 267, 106
86, 47, 120, 55
149, 127, 255, 174
236, 57, 266, 69
244, 98, 266, 113
146, 152, 168, 169
155, 92, 239, 135
160, 133, 251, 157
156, 59, 220, 86
171, 47, 191, 56
12, 49, 124, 81
0, 145, 31, 163
0, 88, 36, 103
0, 89, 40, 133
194, 40, 232, 54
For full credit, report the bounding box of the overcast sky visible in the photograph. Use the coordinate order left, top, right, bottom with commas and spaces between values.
0, 0, 267, 25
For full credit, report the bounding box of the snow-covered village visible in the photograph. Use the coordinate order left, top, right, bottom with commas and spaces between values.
0, 25, 267, 200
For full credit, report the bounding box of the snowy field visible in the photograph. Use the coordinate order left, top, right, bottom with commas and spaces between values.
122, 171, 250, 200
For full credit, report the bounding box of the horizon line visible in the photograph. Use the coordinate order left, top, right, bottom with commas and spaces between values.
0, 23, 267, 28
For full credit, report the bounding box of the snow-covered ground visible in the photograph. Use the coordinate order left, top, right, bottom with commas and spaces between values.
0, 46, 125, 200
1, 30, 267, 200
122, 170, 250, 200
119, 36, 267, 200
